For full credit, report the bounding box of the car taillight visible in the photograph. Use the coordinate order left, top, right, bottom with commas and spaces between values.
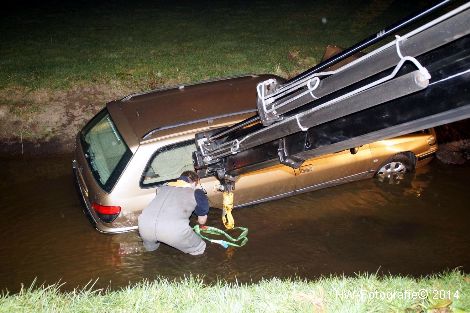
92, 202, 121, 223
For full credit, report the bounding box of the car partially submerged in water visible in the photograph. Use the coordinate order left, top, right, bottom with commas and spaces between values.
73, 75, 437, 233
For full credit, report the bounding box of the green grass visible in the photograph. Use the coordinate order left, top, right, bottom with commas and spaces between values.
1, 270, 469, 313
0, 0, 430, 90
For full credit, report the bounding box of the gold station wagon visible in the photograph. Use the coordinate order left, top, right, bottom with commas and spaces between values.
73, 75, 438, 233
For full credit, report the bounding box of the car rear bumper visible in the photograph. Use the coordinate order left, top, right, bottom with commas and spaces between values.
72, 159, 137, 234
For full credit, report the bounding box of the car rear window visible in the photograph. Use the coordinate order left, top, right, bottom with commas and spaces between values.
141, 140, 196, 187
81, 109, 132, 192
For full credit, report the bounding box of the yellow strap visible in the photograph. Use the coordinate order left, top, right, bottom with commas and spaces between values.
167, 180, 192, 188
222, 191, 235, 230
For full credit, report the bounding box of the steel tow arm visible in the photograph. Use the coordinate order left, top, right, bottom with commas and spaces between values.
193, 1, 470, 181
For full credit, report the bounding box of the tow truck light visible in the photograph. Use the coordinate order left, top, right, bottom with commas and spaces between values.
92, 202, 121, 223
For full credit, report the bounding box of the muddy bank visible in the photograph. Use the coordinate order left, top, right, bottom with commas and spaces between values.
434, 120, 470, 165
0, 83, 134, 156
0, 137, 70, 156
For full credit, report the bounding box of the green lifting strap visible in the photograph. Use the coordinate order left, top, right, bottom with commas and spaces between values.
193, 225, 248, 248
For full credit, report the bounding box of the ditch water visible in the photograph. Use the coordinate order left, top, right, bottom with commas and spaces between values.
0, 155, 469, 292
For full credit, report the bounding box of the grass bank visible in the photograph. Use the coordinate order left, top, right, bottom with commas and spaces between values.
1, 271, 469, 313
0, 0, 430, 151
1, 0, 430, 90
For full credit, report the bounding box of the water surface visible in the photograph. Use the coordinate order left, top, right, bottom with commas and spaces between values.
0, 156, 468, 292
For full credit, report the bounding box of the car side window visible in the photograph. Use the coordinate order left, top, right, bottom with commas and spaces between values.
141, 140, 197, 187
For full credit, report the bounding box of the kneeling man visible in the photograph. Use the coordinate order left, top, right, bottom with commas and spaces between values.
138, 170, 209, 255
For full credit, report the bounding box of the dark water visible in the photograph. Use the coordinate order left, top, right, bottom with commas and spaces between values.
0, 155, 469, 292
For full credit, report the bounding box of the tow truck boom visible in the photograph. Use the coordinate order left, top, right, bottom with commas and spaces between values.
193, 1, 470, 188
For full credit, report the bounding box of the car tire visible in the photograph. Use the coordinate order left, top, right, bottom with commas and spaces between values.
375, 153, 415, 184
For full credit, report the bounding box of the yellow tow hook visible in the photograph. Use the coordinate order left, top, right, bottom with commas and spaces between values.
222, 191, 235, 230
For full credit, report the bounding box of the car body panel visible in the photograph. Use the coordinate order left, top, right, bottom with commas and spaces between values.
369, 129, 438, 168
216, 164, 297, 207
295, 144, 373, 194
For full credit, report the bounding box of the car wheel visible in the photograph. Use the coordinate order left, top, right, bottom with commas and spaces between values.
375, 153, 415, 184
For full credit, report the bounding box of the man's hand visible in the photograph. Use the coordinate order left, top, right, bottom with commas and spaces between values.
198, 215, 207, 225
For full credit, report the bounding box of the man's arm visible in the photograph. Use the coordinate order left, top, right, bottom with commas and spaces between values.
194, 189, 209, 225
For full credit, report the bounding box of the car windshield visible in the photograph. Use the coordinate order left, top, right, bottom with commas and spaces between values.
81, 109, 132, 192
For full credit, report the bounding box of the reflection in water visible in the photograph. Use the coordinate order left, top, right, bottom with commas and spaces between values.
0, 156, 469, 292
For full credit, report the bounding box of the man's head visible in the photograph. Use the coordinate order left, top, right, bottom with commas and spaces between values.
180, 170, 200, 185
